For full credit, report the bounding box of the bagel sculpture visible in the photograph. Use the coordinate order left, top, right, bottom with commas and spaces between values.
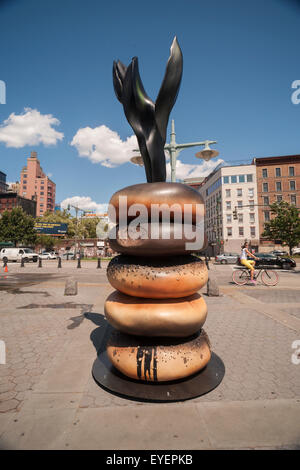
103, 37, 213, 383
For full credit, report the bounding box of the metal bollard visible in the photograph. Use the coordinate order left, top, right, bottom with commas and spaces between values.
38, 257, 42, 268
58, 256, 62, 268
97, 258, 101, 269
77, 256, 81, 269
21, 257, 25, 268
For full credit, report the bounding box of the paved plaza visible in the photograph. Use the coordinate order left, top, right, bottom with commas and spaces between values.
0, 260, 299, 449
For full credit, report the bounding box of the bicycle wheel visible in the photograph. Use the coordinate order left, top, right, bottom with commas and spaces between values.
232, 269, 249, 285
261, 269, 278, 286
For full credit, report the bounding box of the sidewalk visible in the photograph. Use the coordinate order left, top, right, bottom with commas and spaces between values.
0, 265, 300, 449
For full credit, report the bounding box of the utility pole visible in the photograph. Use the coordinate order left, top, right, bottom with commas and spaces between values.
67, 204, 86, 259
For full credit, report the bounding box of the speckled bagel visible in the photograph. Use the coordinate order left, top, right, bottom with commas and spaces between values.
107, 255, 208, 299
105, 291, 207, 337
106, 329, 211, 382
108, 222, 207, 257
109, 182, 205, 224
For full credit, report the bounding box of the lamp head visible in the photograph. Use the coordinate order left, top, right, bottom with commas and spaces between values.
130, 155, 144, 167
195, 142, 219, 161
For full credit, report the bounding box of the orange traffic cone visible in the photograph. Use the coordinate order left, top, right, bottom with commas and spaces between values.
4, 264, 8, 273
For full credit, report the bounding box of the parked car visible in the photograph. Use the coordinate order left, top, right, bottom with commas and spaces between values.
39, 252, 57, 260
215, 253, 239, 264
0, 247, 39, 263
254, 253, 296, 270
270, 250, 288, 256
61, 252, 75, 259
292, 247, 300, 255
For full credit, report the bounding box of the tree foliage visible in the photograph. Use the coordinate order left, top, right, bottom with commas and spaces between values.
262, 201, 300, 254
36, 234, 55, 251
0, 208, 37, 246
36, 210, 100, 238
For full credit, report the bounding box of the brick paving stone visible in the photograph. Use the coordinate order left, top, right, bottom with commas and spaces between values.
0, 382, 16, 393
0, 399, 19, 413
0, 390, 17, 401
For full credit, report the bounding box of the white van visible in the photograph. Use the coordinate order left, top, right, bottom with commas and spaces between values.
0, 248, 39, 263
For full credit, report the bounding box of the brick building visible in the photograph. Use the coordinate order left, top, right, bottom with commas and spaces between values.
253, 154, 300, 248
0, 192, 37, 217
19, 151, 56, 217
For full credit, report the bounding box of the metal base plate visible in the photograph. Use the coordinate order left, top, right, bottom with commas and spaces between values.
92, 350, 225, 403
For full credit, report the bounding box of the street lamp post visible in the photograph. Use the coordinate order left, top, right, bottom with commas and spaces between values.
131, 119, 218, 182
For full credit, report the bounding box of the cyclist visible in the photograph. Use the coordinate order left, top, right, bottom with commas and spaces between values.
240, 242, 259, 284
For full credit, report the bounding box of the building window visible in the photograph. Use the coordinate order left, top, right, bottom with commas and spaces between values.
264, 211, 270, 222
276, 181, 282, 192
227, 227, 232, 237
250, 227, 256, 238
23, 186, 27, 190
290, 180, 296, 191
223, 176, 229, 184
231, 175, 237, 184
226, 214, 232, 223
276, 195, 282, 202
289, 167, 295, 177
250, 213, 255, 223
239, 227, 244, 237
263, 196, 269, 205
262, 169, 268, 178
40, 192, 44, 195
275, 168, 281, 177
237, 200, 243, 208
247, 174, 253, 182
249, 200, 255, 210
263, 182, 268, 192
237, 188, 243, 197
291, 194, 297, 205
238, 175, 245, 183
225, 189, 231, 197
238, 213, 243, 223
226, 201, 231, 210
248, 188, 254, 197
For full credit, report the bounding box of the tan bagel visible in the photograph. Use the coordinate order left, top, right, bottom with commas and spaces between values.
109, 182, 205, 224
105, 291, 208, 337
108, 222, 207, 257
107, 255, 208, 299
106, 329, 211, 382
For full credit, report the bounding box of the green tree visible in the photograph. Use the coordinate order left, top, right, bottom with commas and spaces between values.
262, 201, 300, 254
0, 208, 37, 246
36, 234, 55, 251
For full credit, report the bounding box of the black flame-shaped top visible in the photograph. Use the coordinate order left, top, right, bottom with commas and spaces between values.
113, 37, 183, 183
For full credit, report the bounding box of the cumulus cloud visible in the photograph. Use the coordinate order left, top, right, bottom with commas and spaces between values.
166, 158, 224, 181
61, 196, 108, 214
0, 108, 64, 148
70, 125, 138, 168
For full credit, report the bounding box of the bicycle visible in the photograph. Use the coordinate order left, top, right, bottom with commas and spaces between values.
232, 267, 279, 286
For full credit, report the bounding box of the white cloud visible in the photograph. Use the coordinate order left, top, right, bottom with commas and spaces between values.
61, 196, 108, 214
70, 125, 138, 168
0, 108, 64, 148
166, 158, 224, 181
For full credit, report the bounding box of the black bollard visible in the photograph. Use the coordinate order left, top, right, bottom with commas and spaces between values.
77, 256, 81, 269
38, 257, 42, 268
21, 257, 25, 268
58, 256, 62, 268
97, 258, 101, 269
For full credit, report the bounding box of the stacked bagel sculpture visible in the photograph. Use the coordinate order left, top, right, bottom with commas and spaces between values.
104, 37, 211, 382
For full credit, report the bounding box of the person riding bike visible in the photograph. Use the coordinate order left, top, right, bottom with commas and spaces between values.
240, 242, 259, 284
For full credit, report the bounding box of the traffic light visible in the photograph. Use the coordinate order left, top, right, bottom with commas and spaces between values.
233, 208, 238, 220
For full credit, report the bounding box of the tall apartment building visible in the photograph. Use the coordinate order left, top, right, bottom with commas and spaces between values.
254, 154, 300, 248
0, 171, 8, 193
19, 151, 56, 217
199, 164, 259, 255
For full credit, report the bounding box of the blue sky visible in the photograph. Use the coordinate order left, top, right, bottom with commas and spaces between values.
0, 0, 300, 211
